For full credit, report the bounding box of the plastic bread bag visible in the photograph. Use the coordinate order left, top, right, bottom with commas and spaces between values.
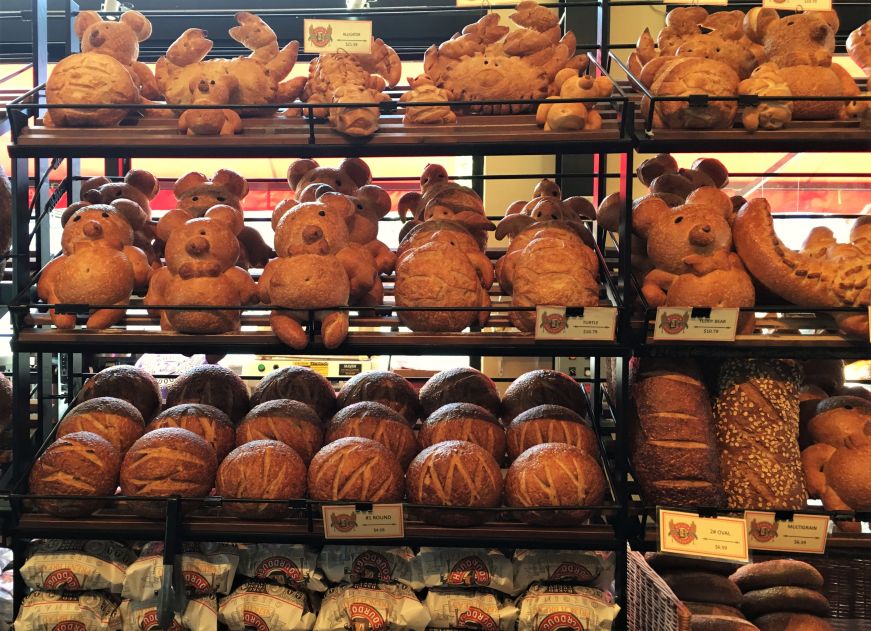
122, 542, 239, 600
516, 582, 620, 631
119, 595, 217, 631
313, 580, 430, 631
21, 540, 136, 594
424, 588, 518, 631
218, 580, 317, 631
237, 544, 326, 592
417, 547, 514, 595
318, 545, 422, 589
512, 549, 604, 595
14, 590, 121, 631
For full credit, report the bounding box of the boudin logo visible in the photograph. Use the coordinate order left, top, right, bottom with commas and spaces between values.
255, 557, 303, 585
658, 310, 690, 335
447, 557, 490, 587
43, 569, 81, 590
458, 606, 499, 631
538, 612, 585, 631
331, 512, 358, 532
668, 519, 698, 546
51, 623, 86, 631
243, 611, 270, 631
308, 24, 333, 48
348, 603, 385, 631
549, 561, 594, 583
182, 570, 212, 593
141, 610, 183, 631
351, 551, 392, 581
539, 311, 567, 335
749, 519, 778, 543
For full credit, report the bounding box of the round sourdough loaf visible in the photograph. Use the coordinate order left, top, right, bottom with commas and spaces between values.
165, 365, 250, 424
236, 400, 323, 465
337, 371, 420, 426
406, 440, 503, 527
250, 366, 337, 421
730, 560, 824, 593
502, 369, 587, 423
216, 440, 306, 519
505, 443, 605, 526
507, 404, 597, 461
754, 612, 834, 631
146, 403, 235, 461
325, 402, 418, 468
29, 431, 121, 517
81, 365, 161, 422
308, 437, 404, 502
740, 587, 831, 619
120, 427, 217, 519
418, 403, 505, 464
418, 367, 502, 418
807, 396, 871, 447
57, 396, 144, 455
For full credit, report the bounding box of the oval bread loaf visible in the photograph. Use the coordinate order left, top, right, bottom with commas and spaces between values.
730, 560, 824, 593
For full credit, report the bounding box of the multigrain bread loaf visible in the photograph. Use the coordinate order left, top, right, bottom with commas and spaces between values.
29, 431, 121, 517
506, 404, 598, 461
336, 371, 420, 426
216, 440, 307, 519
120, 427, 217, 519
250, 366, 337, 421
236, 399, 323, 464
57, 396, 144, 455
714, 359, 807, 510
740, 587, 831, 619
505, 443, 606, 526
418, 403, 506, 464
418, 367, 502, 418
685, 603, 746, 619
406, 440, 502, 527
629, 359, 725, 508
730, 560, 824, 593
165, 365, 250, 424
325, 402, 419, 468
145, 403, 236, 461
660, 571, 744, 607
308, 437, 404, 502
690, 616, 761, 631
81, 365, 161, 422
754, 612, 834, 631
502, 369, 588, 423
645, 552, 743, 577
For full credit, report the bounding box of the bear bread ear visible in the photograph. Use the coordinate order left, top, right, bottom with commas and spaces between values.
339, 158, 373, 189
120, 10, 153, 42
80, 176, 112, 199
212, 169, 249, 200
287, 159, 319, 191
320, 192, 357, 221
632, 195, 671, 239
204, 204, 245, 236
272, 199, 296, 231
174, 172, 209, 199
355, 185, 392, 218
74, 11, 102, 41
60, 202, 90, 227
299, 183, 335, 203
125, 170, 159, 200
110, 199, 147, 230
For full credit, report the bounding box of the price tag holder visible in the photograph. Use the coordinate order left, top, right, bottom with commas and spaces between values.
659, 509, 749, 563
322, 504, 404, 539
761, 0, 832, 11
535, 306, 618, 342
746, 511, 829, 554
652, 307, 738, 342
304, 19, 373, 54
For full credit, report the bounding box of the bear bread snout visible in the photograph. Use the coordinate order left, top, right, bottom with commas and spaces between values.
83, 220, 103, 239
89, 29, 106, 48
303, 225, 324, 245
185, 235, 210, 256
689, 223, 714, 246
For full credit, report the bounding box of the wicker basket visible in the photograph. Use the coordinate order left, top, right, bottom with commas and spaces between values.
626, 544, 692, 631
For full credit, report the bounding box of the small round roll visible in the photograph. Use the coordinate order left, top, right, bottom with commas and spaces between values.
57, 396, 144, 455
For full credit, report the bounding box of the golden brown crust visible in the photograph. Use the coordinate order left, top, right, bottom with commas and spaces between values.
504, 442, 606, 526
120, 427, 217, 519
46, 53, 139, 127
325, 402, 419, 468
730, 559, 824, 593
165, 364, 250, 424
651, 57, 739, 129
502, 369, 588, 423
81, 365, 162, 422
57, 396, 144, 455
418, 403, 506, 464
336, 371, 421, 426
507, 404, 598, 462
847, 20, 871, 76
29, 431, 121, 517
216, 440, 307, 519
307, 437, 404, 502
146, 403, 235, 461
661, 571, 743, 607
250, 366, 337, 421
777, 65, 847, 120
419, 367, 502, 419
236, 399, 323, 465
806, 396, 871, 447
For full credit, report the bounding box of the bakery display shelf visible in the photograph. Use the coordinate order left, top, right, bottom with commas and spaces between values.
607, 53, 871, 153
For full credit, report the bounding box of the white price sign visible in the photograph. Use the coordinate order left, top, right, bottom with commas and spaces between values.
746, 511, 829, 554
535, 306, 618, 342
303, 19, 373, 54
322, 504, 405, 539
762, 0, 832, 11
652, 307, 739, 342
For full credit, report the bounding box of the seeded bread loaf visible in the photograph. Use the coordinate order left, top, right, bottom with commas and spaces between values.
713, 360, 807, 511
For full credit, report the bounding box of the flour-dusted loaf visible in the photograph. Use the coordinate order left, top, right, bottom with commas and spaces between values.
502, 369, 588, 423
730, 560, 824, 593
57, 396, 144, 455
308, 437, 404, 503
337, 371, 421, 426
714, 359, 807, 510
120, 427, 218, 518
216, 440, 307, 519
29, 431, 121, 517
505, 443, 606, 526
165, 364, 250, 424
418, 367, 502, 418
145, 403, 236, 461
250, 366, 337, 421
236, 399, 323, 465
325, 402, 419, 468
81, 364, 162, 422
406, 440, 503, 527
507, 404, 598, 461
630, 358, 726, 508
418, 403, 506, 464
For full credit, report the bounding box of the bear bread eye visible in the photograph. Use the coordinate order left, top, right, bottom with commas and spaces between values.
674, 216, 683, 224
217, 196, 225, 202
73, 216, 81, 222
192, 196, 198, 201
200, 230, 206, 235
115, 190, 122, 196
318, 210, 326, 217
101, 212, 109, 218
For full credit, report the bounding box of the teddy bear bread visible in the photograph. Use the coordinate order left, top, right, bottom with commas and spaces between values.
37, 201, 151, 329
536, 68, 613, 132
177, 76, 243, 136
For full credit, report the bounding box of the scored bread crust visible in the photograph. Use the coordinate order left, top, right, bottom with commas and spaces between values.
502, 369, 588, 423
419, 403, 506, 464
507, 404, 598, 461
249, 366, 337, 421
165, 364, 250, 424
651, 57, 739, 129
81, 365, 162, 423
308, 437, 404, 502
236, 399, 324, 465
57, 396, 144, 455
146, 403, 235, 461
325, 402, 419, 469
337, 371, 421, 426
418, 367, 502, 419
